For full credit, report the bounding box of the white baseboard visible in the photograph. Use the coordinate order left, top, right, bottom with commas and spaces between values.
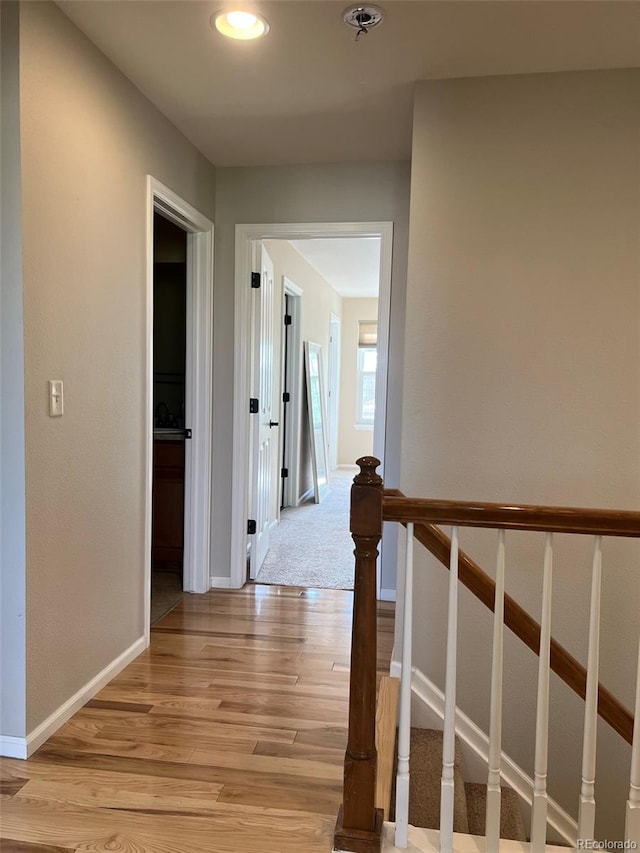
393, 663, 577, 847
209, 576, 232, 589
0, 735, 28, 759
0, 635, 146, 760
379, 588, 396, 602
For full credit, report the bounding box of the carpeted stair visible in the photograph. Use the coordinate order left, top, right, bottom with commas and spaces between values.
465, 782, 528, 841
391, 728, 527, 842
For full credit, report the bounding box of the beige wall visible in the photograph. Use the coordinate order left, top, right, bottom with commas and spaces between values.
263, 240, 342, 503
338, 298, 378, 466
213, 163, 411, 592
19, 1, 216, 732
404, 70, 640, 837
1, 0, 27, 739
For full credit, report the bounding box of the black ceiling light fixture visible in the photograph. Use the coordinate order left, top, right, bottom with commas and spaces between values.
343, 4, 384, 40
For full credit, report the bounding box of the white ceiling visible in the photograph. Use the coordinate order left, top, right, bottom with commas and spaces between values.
56, 1, 640, 167
288, 237, 381, 297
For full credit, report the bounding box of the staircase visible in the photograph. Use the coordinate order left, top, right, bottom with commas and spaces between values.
389, 729, 527, 843
333, 458, 640, 853
376, 679, 527, 843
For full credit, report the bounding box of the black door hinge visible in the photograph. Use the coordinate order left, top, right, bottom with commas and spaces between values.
251, 272, 261, 289
282, 391, 290, 403
247, 519, 257, 535
249, 398, 259, 414
284, 314, 292, 326
281, 468, 288, 479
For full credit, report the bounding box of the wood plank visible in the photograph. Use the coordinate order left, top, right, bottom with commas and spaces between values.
0, 840, 75, 852
253, 739, 345, 766
375, 674, 400, 820
85, 699, 153, 713
15, 777, 223, 814
295, 726, 348, 750
74, 707, 297, 744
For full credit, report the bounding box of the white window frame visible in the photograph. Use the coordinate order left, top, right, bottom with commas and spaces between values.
356, 344, 377, 429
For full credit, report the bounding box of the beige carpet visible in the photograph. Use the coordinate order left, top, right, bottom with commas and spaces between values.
256, 468, 355, 590
391, 728, 527, 842
390, 728, 469, 833
464, 782, 528, 841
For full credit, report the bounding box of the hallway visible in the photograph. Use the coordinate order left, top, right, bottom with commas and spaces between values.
0, 585, 394, 852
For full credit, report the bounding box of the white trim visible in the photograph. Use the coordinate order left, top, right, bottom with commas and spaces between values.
231, 222, 393, 591
209, 576, 232, 589
379, 824, 570, 853
327, 312, 341, 473
1, 636, 146, 759
145, 177, 214, 637
372, 224, 393, 472
392, 664, 578, 847
0, 736, 28, 760
183, 220, 214, 596
380, 588, 397, 602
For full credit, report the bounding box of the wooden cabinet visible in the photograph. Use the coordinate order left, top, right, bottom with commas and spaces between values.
151, 438, 185, 572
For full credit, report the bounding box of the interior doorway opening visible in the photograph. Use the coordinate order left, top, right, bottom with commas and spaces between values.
232, 223, 393, 596
253, 236, 381, 589
150, 212, 188, 623
144, 177, 214, 639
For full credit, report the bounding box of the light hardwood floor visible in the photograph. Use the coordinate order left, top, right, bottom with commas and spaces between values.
1, 584, 395, 853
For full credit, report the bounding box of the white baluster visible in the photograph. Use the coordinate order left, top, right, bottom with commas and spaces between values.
486, 530, 506, 853
531, 533, 553, 853
440, 526, 459, 853
395, 523, 414, 849
578, 535, 602, 842
625, 637, 640, 845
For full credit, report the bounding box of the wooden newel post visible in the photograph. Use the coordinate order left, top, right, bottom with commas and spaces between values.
334, 456, 384, 853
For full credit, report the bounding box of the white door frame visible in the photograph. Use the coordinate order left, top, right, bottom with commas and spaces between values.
145, 177, 214, 638
327, 312, 341, 472
230, 221, 393, 592
281, 276, 303, 509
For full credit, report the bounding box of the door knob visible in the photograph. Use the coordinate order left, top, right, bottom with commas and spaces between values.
269, 421, 279, 428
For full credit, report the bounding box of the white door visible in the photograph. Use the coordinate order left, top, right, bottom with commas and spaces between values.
249, 245, 278, 580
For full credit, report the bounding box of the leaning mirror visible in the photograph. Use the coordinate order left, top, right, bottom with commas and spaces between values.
304, 341, 330, 503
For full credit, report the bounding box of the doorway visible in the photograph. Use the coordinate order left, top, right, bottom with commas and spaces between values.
253, 236, 381, 589
230, 222, 393, 595
144, 178, 214, 638
150, 213, 188, 623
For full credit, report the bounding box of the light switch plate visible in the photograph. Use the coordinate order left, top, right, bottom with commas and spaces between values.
49, 380, 63, 417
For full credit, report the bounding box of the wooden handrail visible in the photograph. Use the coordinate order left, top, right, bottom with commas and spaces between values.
383, 494, 640, 538
385, 487, 635, 745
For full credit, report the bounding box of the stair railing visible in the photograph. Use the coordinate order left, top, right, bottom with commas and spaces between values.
334, 457, 640, 853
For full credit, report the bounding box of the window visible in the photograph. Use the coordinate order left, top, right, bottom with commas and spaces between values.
357, 322, 377, 426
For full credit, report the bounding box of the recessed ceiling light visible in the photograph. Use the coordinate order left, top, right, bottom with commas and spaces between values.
212, 9, 269, 40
